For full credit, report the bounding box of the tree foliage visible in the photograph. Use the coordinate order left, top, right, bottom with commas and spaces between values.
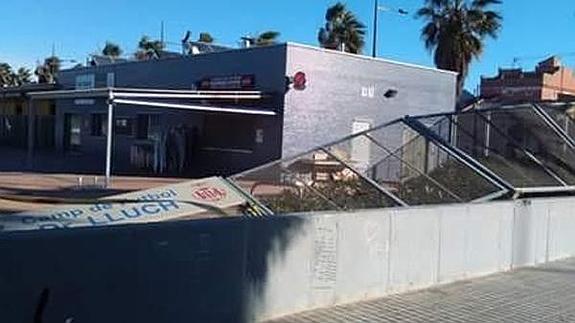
0, 63, 32, 87
35, 56, 60, 84
416, 0, 502, 96
102, 41, 122, 57
135, 36, 164, 60
318, 2, 366, 54
255, 31, 281, 46
198, 32, 214, 43
0, 63, 14, 87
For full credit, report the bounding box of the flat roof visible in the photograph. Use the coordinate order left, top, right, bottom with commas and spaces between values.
285, 42, 458, 76
0, 83, 60, 97
60, 42, 457, 77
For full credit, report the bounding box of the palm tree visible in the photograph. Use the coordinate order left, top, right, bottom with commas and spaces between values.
12, 67, 32, 86
416, 0, 502, 97
198, 32, 214, 43
0, 63, 13, 87
318, 2, 366, 54
35, 56, 60, 84
135, 36, 164, 60
0, 64, 32, 87
102, 41, 122, 58
255, 31, 280, 46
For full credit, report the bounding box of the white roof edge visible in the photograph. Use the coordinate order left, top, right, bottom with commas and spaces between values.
27, 87, 263, 96
285, 42, 459, 76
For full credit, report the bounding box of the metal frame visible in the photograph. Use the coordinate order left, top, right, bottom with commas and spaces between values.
113, 92, 262, 100
468, 109, 569, 186
471, 188, 511, 203
222, 178, 276, 217
229, 114, 515, 211
280, 165, 346, 211
363, 133, 463, 202
319, 147, 409, 207
113, 99, 276, 116
438, 110, 568, 187
403, 116, 514, 194
26, 87, 265, 100
532, 103, 575, 149
105, 90, 114, 186
411, 104, 575, 195
229, 118, 405, 180
514, 186, 575, 196
26, 87, 275, 187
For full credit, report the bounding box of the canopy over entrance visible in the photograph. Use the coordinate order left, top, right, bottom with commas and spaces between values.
27, 87, 277, 185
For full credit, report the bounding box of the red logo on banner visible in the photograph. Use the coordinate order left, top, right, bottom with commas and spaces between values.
293, 71, 307, 90
192, 186, 227, 202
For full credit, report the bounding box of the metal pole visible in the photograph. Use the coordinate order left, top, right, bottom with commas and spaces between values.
26, 98, 35, 169
105, 90, 114, 187
372, 0, 378, 58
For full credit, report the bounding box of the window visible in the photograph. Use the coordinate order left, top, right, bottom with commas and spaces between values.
75, 74, 95, 90
202, 115, 255, 151
91, 113, 107, 137
114, 117, 134, 136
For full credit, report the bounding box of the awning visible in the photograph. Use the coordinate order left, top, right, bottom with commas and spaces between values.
27, 87, 266, 100
113, 99, 276, 115
25, 87, 277, 187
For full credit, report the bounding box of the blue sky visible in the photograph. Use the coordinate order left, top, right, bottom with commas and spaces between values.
1, 0, 574, 91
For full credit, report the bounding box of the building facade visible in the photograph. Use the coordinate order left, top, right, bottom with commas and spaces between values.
0, 84, 58, 148
1, 43, 457, 177
480, 57, 575, 104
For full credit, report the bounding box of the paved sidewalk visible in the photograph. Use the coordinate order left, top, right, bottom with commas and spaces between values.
266, 258, 575, 323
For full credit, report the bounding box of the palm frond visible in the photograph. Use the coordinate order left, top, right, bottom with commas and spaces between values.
318, 2, 366, 54
471, 0, 502, 9
416, 0, 501, 95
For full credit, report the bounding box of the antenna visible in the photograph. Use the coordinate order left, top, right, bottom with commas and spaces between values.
160, 21, 165, 46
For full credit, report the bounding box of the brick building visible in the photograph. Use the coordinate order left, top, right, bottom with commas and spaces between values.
480, 56, 575, 103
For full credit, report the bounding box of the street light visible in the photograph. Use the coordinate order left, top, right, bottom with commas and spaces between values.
372, 0, 408, 58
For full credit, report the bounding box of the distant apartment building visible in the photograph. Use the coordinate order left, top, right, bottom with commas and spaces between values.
480, 56, 575, 104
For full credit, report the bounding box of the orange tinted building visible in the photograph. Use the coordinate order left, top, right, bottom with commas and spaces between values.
480, 56, 575, 103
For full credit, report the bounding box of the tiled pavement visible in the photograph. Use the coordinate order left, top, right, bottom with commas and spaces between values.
266, 258, 575, 323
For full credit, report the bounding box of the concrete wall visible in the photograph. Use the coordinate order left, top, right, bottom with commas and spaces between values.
282, 43, 457, 157
2, 197, 574, 322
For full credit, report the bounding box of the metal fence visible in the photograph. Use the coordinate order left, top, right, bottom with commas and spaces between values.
230, 103, 575, 215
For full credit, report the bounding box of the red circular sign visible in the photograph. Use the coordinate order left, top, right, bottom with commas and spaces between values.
293, 71, 307, 90
192, 186, 227, 202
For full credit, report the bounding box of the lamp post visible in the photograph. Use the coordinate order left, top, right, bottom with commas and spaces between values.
372, 0, 408, 58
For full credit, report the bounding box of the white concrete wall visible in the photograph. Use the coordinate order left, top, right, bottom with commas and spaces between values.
257, 197, 575, 321
3, 196, 575, 322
